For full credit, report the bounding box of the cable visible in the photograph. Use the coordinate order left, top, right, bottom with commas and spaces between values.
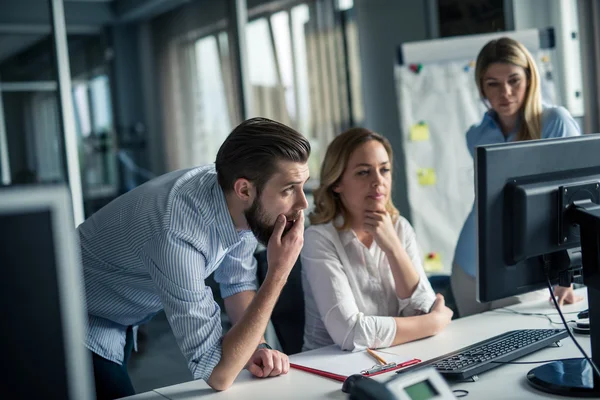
492, 308, 578, 325
493, 308, 581, 317
545, 274, 600, 379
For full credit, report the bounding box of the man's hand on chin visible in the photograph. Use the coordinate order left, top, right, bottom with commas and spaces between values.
246, 348, 290, 378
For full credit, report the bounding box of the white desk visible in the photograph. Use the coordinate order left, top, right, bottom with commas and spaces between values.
122, 289, 590, 400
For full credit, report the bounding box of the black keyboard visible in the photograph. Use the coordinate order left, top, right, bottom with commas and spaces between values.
399, 329, 569, 381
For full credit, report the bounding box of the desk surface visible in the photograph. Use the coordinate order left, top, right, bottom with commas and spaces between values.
123, 289, 589, 400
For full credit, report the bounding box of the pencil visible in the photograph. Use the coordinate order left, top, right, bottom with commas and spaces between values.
367, 348, 388, 365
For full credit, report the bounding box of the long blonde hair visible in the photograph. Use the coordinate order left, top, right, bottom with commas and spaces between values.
310, 128, 400, 229
475, 37, 542, 141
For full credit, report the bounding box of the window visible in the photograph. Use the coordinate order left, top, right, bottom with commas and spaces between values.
72, 74, 119, 201
73, 83, 91, 137
244, 1, 362, 184
337, 0, 354, 11
171, 0, 363, 189
271, 11, 297, 122
193, 35, 232, 165
27, 92, 63, 183
89, 75, 113, 133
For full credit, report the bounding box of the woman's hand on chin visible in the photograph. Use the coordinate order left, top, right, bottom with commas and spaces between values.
363, 209, 401, 254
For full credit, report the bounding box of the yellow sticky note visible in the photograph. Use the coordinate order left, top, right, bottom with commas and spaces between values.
423, 252, 443, 272
417, 168, 436, 186
410, 122, 430, 141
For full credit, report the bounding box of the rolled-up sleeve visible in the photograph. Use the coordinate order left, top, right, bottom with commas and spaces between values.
141, 230, 223, 382
214, 233, 258, 298
397, 219, 436, 316
302, 229, 396, 351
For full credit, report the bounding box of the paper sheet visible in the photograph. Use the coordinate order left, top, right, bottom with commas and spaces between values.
289, 345, 413, 377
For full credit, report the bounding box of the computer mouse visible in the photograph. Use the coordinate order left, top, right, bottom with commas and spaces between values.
342, 374, 372, 393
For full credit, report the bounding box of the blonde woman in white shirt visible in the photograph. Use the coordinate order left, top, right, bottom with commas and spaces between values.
301, 128, 453, 352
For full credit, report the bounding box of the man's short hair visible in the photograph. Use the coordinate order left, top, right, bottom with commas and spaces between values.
215, 117, 311, 194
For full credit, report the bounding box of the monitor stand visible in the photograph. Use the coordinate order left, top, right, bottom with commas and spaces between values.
526, 199, 600, 397
527, 358, 596, 396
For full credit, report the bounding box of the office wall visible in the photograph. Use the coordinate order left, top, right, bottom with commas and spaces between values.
3, 92, 28, 179
354, 0, 431, 220
110, 24, 150, 191
138, 22, 163, 178
103, 23, 170, 184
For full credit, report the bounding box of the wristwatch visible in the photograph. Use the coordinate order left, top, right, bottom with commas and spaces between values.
257, 342, 272, 350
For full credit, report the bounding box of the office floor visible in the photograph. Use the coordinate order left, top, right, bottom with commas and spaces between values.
128, 312, 191, 393
128, 275, 231, 393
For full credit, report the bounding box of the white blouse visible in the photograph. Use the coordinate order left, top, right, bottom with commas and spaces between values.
301, 216, 436, 352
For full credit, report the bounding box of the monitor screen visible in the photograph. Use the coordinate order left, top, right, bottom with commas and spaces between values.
0, 186, 93, 399
0, 209, 70, 398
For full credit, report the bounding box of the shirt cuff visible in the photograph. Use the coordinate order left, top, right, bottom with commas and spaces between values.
397, 278, 435, 315
220, 281, 258, 298
192, 342, 223, 382
375, 316, 397, 349
343, 314, 397, 351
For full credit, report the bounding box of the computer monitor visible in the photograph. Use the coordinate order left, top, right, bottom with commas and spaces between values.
0, 185, 94, 399
476, 134, 600, 396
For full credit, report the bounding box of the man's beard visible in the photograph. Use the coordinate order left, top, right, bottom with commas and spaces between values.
244, 197, 276, 246
244, 197, 299, 246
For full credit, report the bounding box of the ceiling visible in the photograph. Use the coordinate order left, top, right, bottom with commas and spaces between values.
0, 34, 45, 64
0, 0, 190, 65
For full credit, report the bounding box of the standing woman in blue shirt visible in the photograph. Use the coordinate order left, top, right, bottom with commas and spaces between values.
451, 37, 584, 317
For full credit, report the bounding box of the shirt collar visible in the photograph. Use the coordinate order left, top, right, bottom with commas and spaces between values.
210, 179, 242, 249
483, 109, 519, 140
334, 215, 360, 247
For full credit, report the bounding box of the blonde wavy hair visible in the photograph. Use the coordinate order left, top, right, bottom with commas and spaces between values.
309, 127, 400, 230
475, 37, 542, 141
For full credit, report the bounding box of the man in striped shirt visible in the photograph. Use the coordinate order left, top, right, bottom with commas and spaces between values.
78, 118, 311, 398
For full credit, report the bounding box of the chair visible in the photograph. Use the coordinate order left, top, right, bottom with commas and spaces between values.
428, 274, 459, 319
255, 249, 305, 355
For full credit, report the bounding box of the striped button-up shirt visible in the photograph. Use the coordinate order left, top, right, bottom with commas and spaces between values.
78, 164, 258, 381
